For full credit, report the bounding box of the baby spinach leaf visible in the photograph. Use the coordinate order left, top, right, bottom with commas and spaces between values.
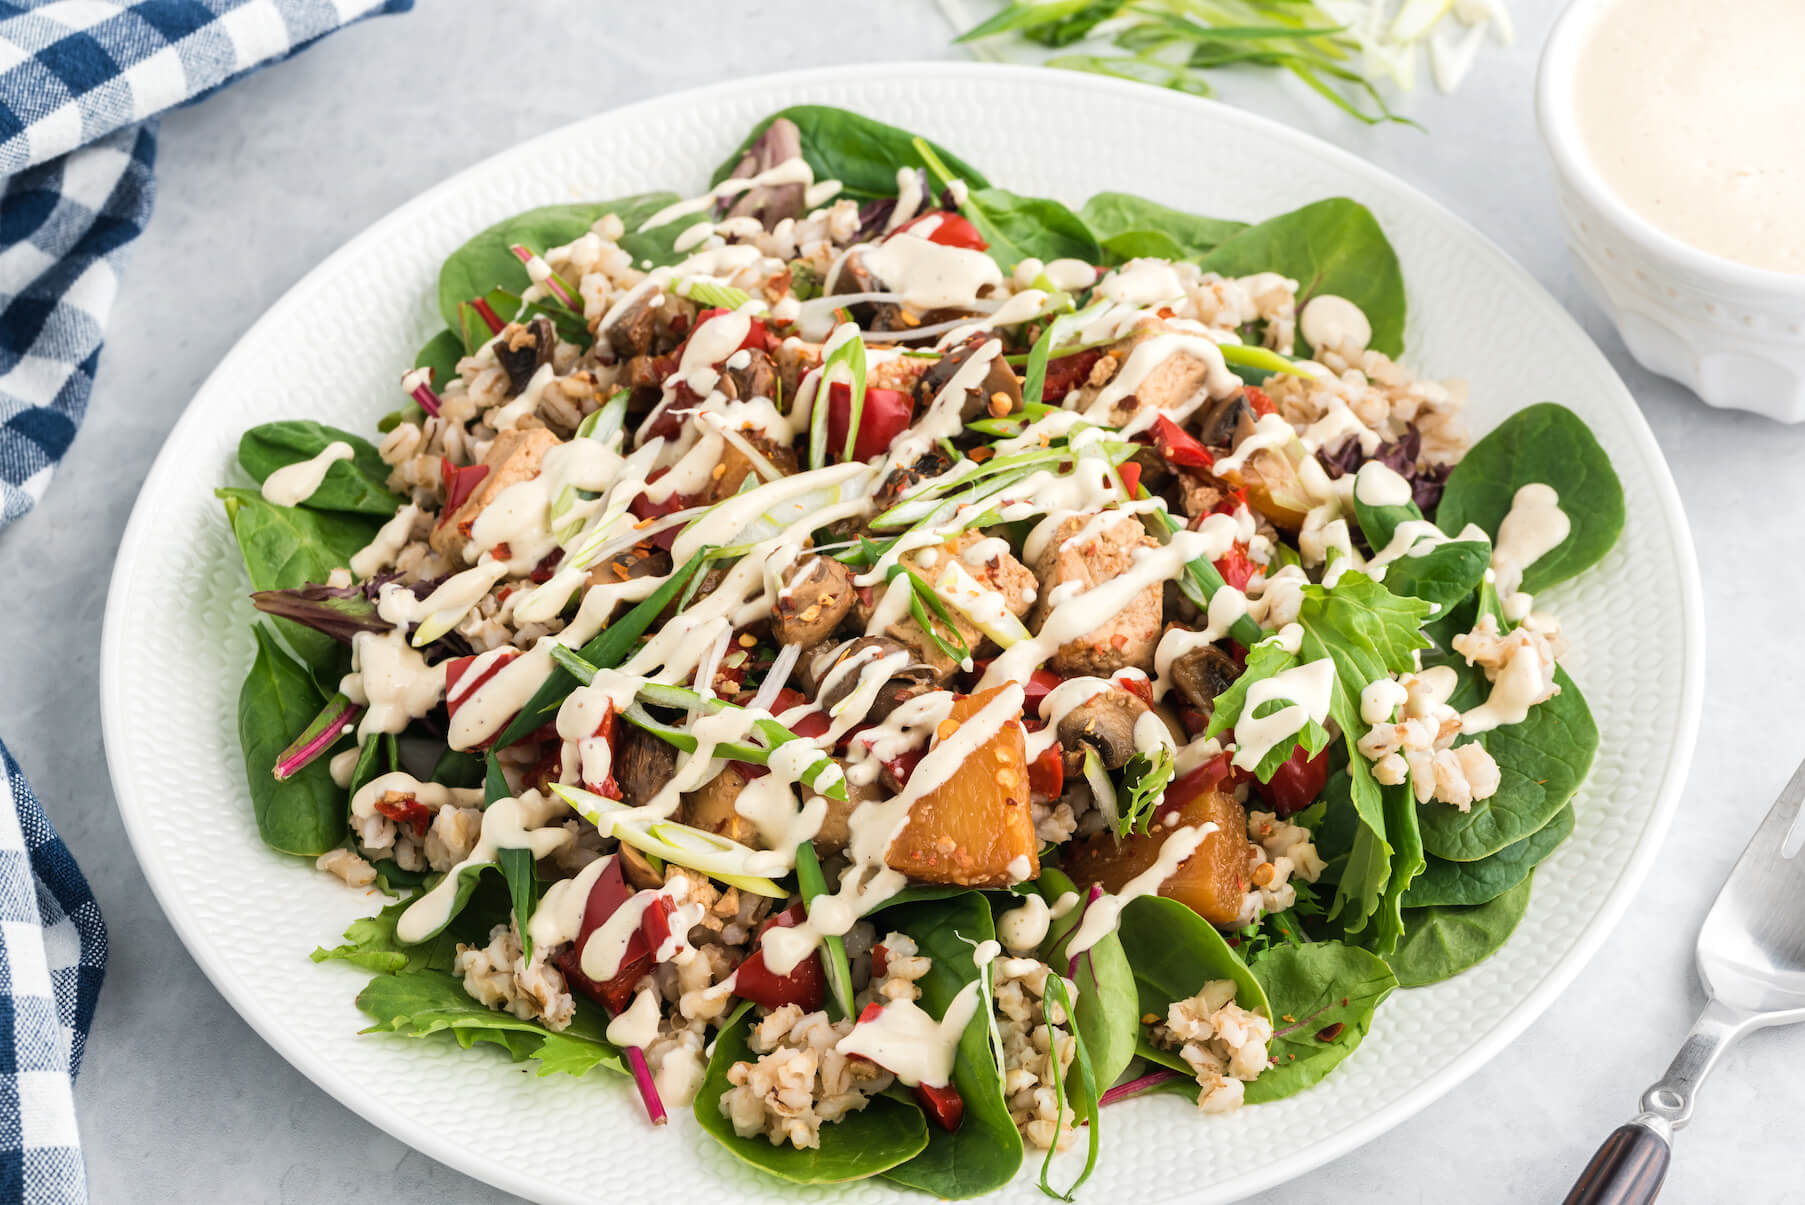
694, 1002, 930, 1184
355, 968, 623, 1076
878, 894, 1023, 1199
711, 106, 990, 201
435, 193, 697, 334
218, 487, 380, 674
1117, 895, 1270, 1025
1405, 804, 1573, 908
238, 421, 403, 516
1037, 867, 1139, 1096
1417, 666, 1597, 861
1244, 941, 1397, 1102
1378, 539, 1491, 609
1197, 198, 1406, 358
431, 747, 486, 789
963, 187, 1103, 269
1079, 191, 1247, 263
238, 623, 347, 856
312, 892, 459, 975
1388, 874, 1534, 988
1351, 489, 1422, 555
347, 732, 397, 802
1436, 403, 1626, 594
415, 328, 464, 385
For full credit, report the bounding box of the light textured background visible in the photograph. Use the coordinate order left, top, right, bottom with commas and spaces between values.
0, 3, 1795, 1203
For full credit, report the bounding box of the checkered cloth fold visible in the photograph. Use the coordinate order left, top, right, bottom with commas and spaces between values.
0, 2, 412, 1199
0, 744, 104, 1205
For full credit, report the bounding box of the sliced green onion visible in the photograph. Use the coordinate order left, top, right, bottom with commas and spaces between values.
796, 842, 855, 1020
680, 279, 753, 310
549, 783, 787, 897
550, 648, 847, 801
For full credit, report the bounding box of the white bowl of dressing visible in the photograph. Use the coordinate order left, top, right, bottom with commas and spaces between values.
1538, 0, 1805, 421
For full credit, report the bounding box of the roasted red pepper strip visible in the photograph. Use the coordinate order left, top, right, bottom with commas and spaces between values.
733, 902, 827, 1012
1245, 385, 1277, 417
826, 382, 915, 462
891, 211, 988, 251
373, 794, 431, 836
1257, 745, 1331, 817
1215, 543, 1259, 592
558, 859, 674, 1015
1118, 460, 1143, 497
1027, 742, 1064, 801
1151, 414, 1214, 469
437, 458, 490, 524
914, 1081, 966, 1133
444, 651, 520, 731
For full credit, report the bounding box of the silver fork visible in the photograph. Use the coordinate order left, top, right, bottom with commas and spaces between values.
1565, 757, 1805, 1204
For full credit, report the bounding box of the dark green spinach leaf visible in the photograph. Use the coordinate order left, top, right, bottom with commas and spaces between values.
1038, 867, 1139, 1095
238, 623, 346, 856
237, 421, 402, 516
1388, 874, 1534, 988
1417, 666, 1596, 861
1436, 402, 1626, 594
1197, 198, 1406, 357
1117, 895, 1270, 1028
436, 193, 701, 335
1405, 804, 1572, 908
710, 106, 990, 201
1078, 191, 1247, 263
218, 486, 380, 674
694, 1002, 929, 1183
877, 894, 1023, 1199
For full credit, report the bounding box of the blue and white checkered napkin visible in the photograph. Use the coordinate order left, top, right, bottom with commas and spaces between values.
0, 2, 412, 1199
0, 746, 104, 1205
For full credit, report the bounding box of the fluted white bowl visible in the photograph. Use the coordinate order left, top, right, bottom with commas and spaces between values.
1538, 0, 1805, 421
100, 62, 1703, 1205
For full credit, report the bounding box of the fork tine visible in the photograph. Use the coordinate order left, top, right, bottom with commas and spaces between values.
1753, 757, 1805, 862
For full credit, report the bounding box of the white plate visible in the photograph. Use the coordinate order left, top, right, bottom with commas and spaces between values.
99, 63, 1703, 1205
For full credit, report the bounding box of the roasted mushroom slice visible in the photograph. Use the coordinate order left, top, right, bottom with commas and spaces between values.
804, 636, 939, 722
1055, 686, 1153, 771
771, 556, 856, 648
1168, 640, 1242, 713
495, 315, 555, 396
605, 291, 659, 361
913, 334, 1020, 421
613, 723, 677, 807
1194, 392, 1254, 450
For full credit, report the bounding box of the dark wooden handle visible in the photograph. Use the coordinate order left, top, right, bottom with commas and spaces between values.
1564, 1122, 1671, 1205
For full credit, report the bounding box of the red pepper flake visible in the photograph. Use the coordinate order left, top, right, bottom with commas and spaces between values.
374, 793, 432, 836
491, 542, 512, 562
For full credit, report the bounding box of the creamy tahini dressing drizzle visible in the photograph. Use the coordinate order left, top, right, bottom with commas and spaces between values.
836, 941, 1000, 1087
1573, 0, 1805, 275
344, 629, 446, 742
260, 441, 353, 507
395, 795, 570, 943
1231, 658, 1335, 771
1490, 483, 1569, 598
859, 231, 1004, 311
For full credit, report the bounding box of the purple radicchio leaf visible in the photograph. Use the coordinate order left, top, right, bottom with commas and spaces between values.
721, 117, 805, 231
251, 574, 476, 664
1315, 423, 1452, 514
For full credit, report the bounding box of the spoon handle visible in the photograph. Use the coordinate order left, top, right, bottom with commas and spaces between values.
1563, 1117, 1670, 1205
1564, 997, 1756, 1205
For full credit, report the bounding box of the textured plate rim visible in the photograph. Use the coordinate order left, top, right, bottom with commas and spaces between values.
98, 61, 1704, 1205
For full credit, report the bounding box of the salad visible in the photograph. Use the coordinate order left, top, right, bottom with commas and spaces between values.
219, 106, 1625, 1197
